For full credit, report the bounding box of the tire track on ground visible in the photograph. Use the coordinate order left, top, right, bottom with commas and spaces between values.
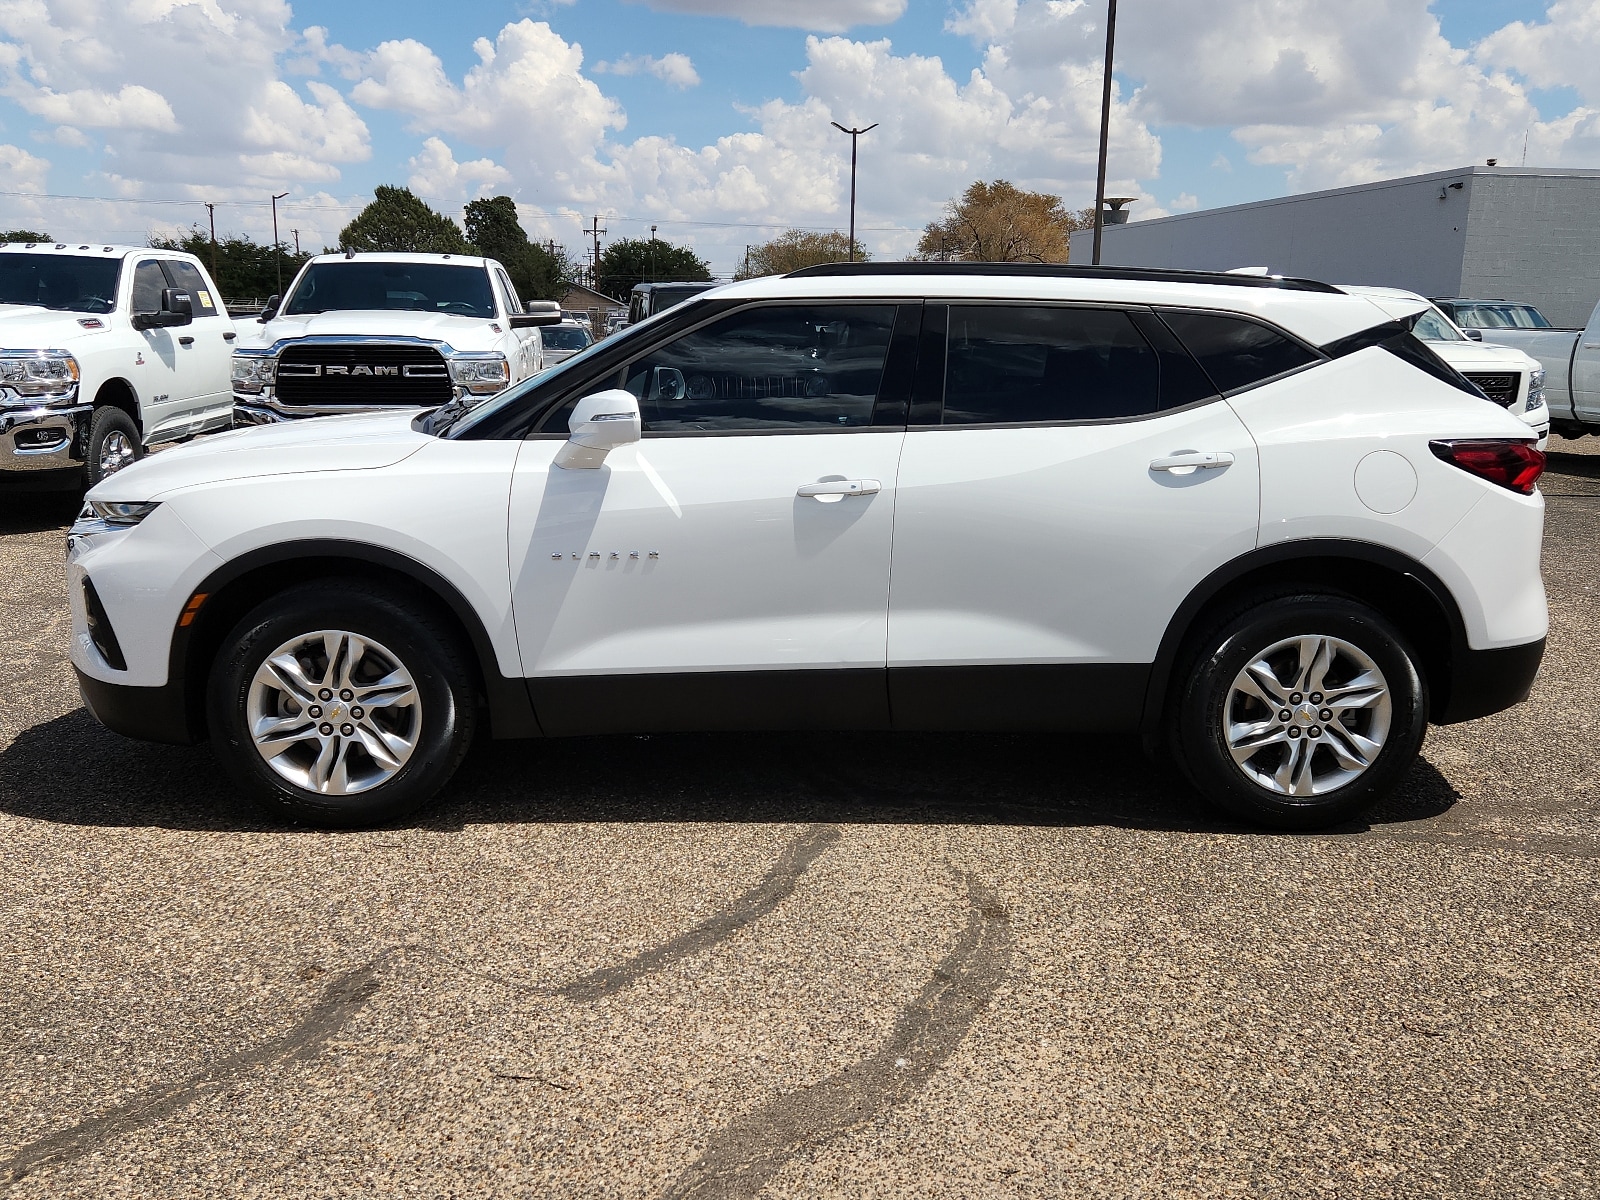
660, 871, 1012, 1200
0, 956, 385, 1188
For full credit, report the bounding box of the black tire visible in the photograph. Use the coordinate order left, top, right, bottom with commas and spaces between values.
84, 405, 144, 487
1169, 591, 1427, 830
206, 580, 478, 828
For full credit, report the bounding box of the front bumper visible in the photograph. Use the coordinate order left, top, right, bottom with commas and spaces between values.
0, 401, 90, 471
1434, 637, 1546, 724
76, 665, 198, 745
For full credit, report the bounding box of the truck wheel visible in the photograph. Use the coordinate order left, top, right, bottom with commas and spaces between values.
1169, 592, 1427, 830
207, 580, 478, 829
84, 406, 143, 486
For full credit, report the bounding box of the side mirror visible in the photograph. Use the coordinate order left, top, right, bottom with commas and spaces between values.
651, 366, 686, 401
553, 389, 641, 470
257, 294, 280, 323
1464, 328, 1484, 341
161, 287, 193, 324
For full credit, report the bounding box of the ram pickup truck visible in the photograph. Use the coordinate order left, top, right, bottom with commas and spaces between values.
0, 242, 235, 486
1340, 285, 1549, 448
232, 252, 561, 423
1445, 298, 1600, 439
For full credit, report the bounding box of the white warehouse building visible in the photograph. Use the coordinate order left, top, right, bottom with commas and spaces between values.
1069, 165, 1600, 328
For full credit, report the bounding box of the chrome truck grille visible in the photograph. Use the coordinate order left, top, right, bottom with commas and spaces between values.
273, 344, 452, 409
1463, 372, 1519, 408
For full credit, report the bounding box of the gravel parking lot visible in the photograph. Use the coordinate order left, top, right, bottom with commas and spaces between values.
2, 439, 1597, 1199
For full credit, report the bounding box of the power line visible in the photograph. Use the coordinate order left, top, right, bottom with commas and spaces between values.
0, 187, 917, 234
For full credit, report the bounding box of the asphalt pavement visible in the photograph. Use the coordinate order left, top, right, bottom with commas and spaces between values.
1, 437, 1596, 1198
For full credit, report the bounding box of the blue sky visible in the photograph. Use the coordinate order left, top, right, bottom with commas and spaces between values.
0, 1, 1595, 280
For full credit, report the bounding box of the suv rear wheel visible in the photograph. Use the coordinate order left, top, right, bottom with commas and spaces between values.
207, 580, 477, 828
1170, 592, 1427, 830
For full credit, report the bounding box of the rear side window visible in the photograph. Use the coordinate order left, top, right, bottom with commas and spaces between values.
160, 261, 219, 316
943, 306, 1160, 424
1159, 310, 1320, 394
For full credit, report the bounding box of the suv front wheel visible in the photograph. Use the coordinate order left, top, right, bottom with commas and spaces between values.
1171, 593, 1428, 830
207, 581, 477, 828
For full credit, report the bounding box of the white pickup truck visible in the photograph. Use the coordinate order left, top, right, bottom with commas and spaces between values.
1447, 298, 1600, 440
0, 242, 235, 486
231, 252, 560, 423
1339, 285, 1550, 448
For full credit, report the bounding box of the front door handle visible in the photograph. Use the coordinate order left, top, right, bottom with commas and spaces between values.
1150, 451, 1234, 474
178, 335, 195, 346
797, 478, 881, 502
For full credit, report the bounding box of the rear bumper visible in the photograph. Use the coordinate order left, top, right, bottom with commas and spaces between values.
76, 666, 199, 745
1435, 637, 1545, 724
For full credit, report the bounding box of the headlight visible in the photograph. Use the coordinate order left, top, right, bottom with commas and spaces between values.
450, 354, 510, 395
232, 354, 277, 395
1526, 366, 1546, 412
0, 350, 80, 403
69, 500, 161, 538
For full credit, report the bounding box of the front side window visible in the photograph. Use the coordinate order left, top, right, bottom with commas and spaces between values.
0, 254, 121, 314
942, 305, 1161, 425
620, 304, 896, 432
130, 260, 168, 314
1159, 310, 1321, 394
283, 262, 496, 318
160, 260, 220, 316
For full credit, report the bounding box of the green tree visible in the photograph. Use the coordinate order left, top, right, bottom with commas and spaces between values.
462, 195, 578, 302
148, 228, 313, 299
915, 180, 1092, 263
734, 229, 868, 280
2, 229, 51, 242
338, 185, 471, 254
596, 236, 711, 301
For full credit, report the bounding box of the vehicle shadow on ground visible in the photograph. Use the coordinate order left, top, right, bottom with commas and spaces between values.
0, 707, 1459, 836
0, 488, 79, 535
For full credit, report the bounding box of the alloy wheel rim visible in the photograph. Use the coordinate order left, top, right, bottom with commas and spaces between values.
246, 629, 422, 796
98, 430, 136, 477
1224, 634, 1393, 798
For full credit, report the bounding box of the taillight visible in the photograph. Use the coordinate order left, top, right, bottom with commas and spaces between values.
1429, 439, 1545, 495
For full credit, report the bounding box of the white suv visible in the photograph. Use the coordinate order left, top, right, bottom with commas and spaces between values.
66, 264, 1547, 830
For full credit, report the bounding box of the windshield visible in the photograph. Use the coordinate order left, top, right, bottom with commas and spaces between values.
1451, 302, 1552, 330
543, 326, 591, 351
0, 254, 122, 314
1409, 307, 1465, 342
284, 262, 496, 318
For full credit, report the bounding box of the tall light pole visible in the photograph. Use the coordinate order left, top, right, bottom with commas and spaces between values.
1091, 0, 1119, 266
270, 191, 289, 294
830, 120, 878, 262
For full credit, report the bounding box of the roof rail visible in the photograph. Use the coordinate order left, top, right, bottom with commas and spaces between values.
784, 260, 1344, 294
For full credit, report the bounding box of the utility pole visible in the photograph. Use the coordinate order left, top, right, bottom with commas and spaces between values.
292, 229, 300, 255
649, 223, 657, 282
1092, 0, 1119, 266
586, 214, 606, 289
271, 191, 289, 294
203, 206, 219, 281
831, 121, 878, 262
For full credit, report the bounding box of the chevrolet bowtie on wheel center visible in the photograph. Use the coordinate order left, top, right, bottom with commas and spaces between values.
68, 263, 1547, 830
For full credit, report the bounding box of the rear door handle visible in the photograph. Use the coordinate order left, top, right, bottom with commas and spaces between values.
797, 478, 881, 501
1150, 451, 1234, 474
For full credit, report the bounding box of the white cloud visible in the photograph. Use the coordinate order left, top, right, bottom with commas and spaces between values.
407, 136, 511, 200
595, 52, 701, 89
15, 84, 177, 131
625, 0, 906, 32
1475, 1, 1600, 104
1169, 192, 1198, 211
0, 142, 49, 193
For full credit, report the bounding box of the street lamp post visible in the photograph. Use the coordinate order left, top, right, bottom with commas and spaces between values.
271, 191, 289, 294
830, 120, 878, 262
1092, 0, 1119, 266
